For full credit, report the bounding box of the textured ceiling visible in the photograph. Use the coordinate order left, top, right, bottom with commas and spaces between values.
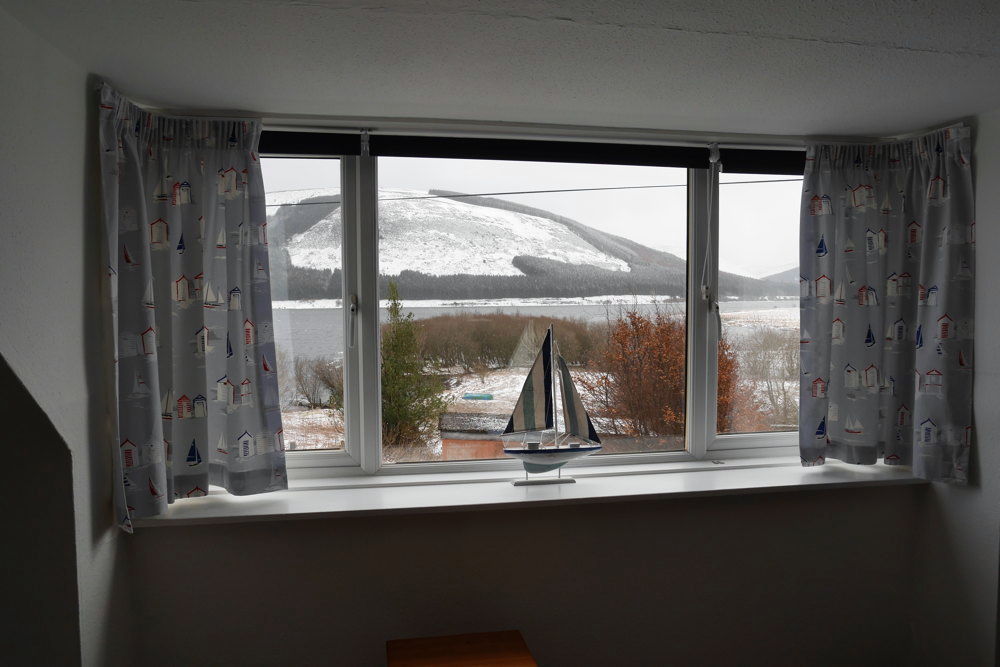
4, 0, 1000, 137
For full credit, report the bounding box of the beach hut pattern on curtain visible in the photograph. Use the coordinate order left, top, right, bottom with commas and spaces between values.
799, 125, 974, 482
99, 84, 285, 531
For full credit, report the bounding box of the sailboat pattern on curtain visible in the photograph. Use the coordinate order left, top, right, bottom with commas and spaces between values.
799, 125, 974, 483
99, 84, 286, 531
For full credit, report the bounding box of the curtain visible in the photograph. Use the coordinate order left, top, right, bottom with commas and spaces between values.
99, 84, 286, 531
799, 125, 974, 482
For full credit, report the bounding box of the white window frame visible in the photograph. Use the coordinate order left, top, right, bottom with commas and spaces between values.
270, 142, 800, 481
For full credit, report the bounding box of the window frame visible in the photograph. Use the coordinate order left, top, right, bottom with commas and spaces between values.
261, 132, 804, 479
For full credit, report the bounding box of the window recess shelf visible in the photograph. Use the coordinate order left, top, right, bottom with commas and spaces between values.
133, 459, 922, 527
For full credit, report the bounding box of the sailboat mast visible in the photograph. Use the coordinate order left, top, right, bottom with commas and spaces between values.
550, 325, 558, 442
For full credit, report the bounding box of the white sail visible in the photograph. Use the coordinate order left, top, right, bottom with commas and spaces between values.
556, 354, 601, 444
142, 279, 155, 309
202, 282, 222, 308
845, 416, 863, 434
504, 328, 553, 434
161, 388, 174, 419
509, 321, 542, 368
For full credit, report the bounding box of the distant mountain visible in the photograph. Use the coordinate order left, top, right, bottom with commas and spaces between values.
760, 267, 799, 284
265, 189, 797, 301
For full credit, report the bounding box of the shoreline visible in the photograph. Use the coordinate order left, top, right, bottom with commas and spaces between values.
272, 294, 797, 310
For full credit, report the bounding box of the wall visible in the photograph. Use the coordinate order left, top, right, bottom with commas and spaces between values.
907, 108, 1000, 666
133, 486, 919, 666
0, 355, 79, 664
0, 7, 128, 666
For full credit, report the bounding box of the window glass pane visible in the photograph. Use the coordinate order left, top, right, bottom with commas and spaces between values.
377, 157, 688, 463
717, 172, 801, 434
262, 158, 344, 450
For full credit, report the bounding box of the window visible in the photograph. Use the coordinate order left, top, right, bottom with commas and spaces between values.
716, 173, 802, 435
259, 133, 804, 474
377, 157, 689, 463
262, 157, 344, 452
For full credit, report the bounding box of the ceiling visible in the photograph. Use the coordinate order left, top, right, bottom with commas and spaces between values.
5, 0, 1000, 138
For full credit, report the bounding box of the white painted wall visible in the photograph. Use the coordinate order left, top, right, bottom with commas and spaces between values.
907, 108, 1000, 666
0, 6, 128, 666
132, 487, 921, 665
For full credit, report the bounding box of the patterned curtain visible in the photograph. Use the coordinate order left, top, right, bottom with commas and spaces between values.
99, 84, 286, 531
799, 125, 974, 482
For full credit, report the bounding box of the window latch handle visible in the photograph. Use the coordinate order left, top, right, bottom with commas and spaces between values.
348, 294, 358, 349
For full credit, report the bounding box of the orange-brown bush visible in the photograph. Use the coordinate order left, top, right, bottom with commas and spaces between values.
578, 309, 766, 436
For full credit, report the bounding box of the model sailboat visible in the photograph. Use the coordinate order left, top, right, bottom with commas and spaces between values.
503, 326, 601, 485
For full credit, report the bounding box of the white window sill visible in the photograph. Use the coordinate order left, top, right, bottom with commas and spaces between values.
133, 457, 923, 527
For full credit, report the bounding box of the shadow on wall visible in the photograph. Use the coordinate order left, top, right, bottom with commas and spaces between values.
0, 352, 81, 665
131, 485, 921, 666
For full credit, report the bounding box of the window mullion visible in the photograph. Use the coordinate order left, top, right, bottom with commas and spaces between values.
340, 157, 363, 467
706, 164, 720, 448
686, 168, 718, 458
341, 156, 383, 472
356, 155, 382, 472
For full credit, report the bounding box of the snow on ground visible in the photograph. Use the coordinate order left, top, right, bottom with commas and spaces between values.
722, 308, 799, 330
446, 368, 527, 415
280, 406, 345, 451
445, 367, 603, 416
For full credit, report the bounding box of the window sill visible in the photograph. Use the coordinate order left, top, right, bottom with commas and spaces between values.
133, 457, 923, 527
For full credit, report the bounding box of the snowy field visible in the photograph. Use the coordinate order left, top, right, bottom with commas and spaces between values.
722, 307, 799, 331
281, 407, 344, 451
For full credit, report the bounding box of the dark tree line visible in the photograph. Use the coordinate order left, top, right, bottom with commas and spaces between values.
285, 262, 794, 301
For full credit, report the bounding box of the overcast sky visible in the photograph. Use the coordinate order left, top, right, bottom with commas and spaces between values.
262, 157, 801, 278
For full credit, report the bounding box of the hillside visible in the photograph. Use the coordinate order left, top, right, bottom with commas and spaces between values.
265, 188, 797, 301
760, 266, 798, 284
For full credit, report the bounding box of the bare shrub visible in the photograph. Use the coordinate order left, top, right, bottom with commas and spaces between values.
275, 348, 298, 408
312, 359, 345, 410
294, 357, 327, 408
728, 326, 798, 430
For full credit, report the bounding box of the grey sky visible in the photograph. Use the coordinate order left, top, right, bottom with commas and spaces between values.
262, 157, 801, 278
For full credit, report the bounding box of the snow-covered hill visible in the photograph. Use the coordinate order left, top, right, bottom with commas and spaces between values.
271, 189, 631, 277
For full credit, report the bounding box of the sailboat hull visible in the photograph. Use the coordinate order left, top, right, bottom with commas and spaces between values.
503, 445, 602, 474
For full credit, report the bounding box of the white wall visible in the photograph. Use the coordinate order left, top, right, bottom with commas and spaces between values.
0, 7, 129, 666
907, 108, 1000, 666
132, 487, 920, 666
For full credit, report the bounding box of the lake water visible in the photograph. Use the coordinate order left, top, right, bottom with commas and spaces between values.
271, 299, 799, 361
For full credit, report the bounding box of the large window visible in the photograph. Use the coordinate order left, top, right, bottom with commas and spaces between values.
260, 135, 804, 473
377, 158, 689, 463
262, 158, 344, 452
717, 173, 801, 435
